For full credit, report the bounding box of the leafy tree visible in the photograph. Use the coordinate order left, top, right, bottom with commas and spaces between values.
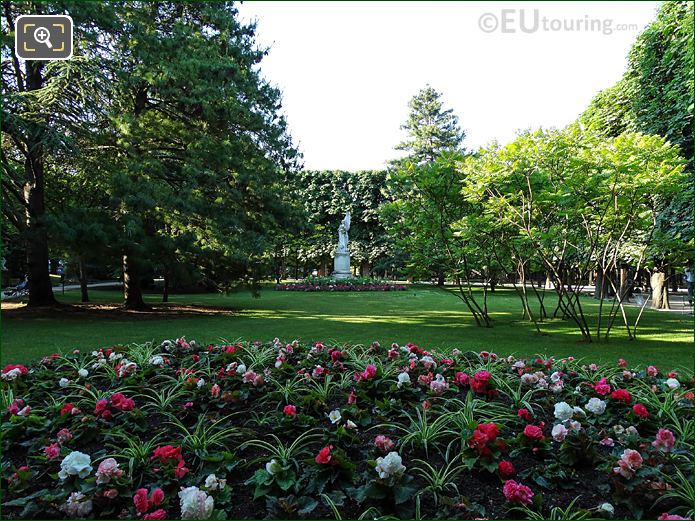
395, 85, 465, 164
1, 1, 116, 306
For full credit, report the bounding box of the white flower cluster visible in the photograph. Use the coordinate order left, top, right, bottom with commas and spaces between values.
1, 368, 22, 381
375, 451, 406, 481
150, 355, 165, 366
204, 473, 226, 491
61, 492, 93, 517
397, 372, 410, 389
179, 486, 214, 520
585, 397, 607, 415
58, 451, 93, 480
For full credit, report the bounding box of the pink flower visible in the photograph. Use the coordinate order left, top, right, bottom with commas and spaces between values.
175, 459, 189, 478
315, 445, 333, 465
348, 389, 357, 405
110, 393, 135, 411
95, 458, 123, 485
617, 358, 627, 367
283, 404, 297, 416
104, 488, 119, 499
133, 488, 150, 514
364, 364, 377, 379
144, 509, 167, 520
17, 406, 31, 416
56, 428, 73, 444
7, 398, 23, 415
454, 372, 469, 386
647, 366, 659, 377
652, 428, 676, 452
44, 443, 60, 460
658, 514, 690, 520
593, 377, 611, 396
523, 424, 545, 442
600, 437, 614, 447
503, 480, 534, 506
422, 400, 431, 410
374, 435, 395, 452
613, 449, 643, 479
243, 370, 257, 383
210, 384, 220, 398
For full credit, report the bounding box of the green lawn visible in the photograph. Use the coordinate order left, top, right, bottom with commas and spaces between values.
1, 286, 693, 369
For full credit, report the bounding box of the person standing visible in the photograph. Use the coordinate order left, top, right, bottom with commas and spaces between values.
685, 267, 694, 306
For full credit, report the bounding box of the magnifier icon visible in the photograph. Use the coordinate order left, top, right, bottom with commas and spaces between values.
33, 26, 52, 48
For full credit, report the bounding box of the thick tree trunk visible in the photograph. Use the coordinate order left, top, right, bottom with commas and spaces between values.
24, 62, 57, 308
79, 257, 89, 303
361, 260, 370, 277
123, 254, 146, 309
650, 271, 670, 310
436, 269, 445, 287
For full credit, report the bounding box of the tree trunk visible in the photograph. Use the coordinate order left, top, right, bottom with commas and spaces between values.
650, 271, 670, 310
24, 62, 57, 308
670, 267, 679, 291
123, 254, 146, 309
436, 269, 445, 287
594, 268, 608, 300
361, 260, 370, 277
78, 257, 89, 303
162, 266, 169, 303
618, 267, 630, 302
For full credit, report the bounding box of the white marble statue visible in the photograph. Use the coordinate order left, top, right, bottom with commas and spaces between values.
337, 211, 350, 253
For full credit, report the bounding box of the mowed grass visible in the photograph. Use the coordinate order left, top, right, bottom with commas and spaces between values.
1, 285, 693, 369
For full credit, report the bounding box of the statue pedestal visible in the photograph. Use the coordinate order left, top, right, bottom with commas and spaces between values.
332, 252, 352, 280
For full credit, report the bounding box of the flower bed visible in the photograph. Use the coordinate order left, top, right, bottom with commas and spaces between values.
2, 339, 693, 520
275, 277, 407, 292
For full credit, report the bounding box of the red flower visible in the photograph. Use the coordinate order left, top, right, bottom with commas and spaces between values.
523, 424, 545, 442
150, 488, 165, 507
110, 393, 135, 411
60, 403, 75, 416
517, 408, 532, 421
133, 488, 150, 514
144, 509, 167, 520
94, 399, 112, 420
283, 404, 297, 416
610, 389, 632, 404
151, 445, 183, 464
175, 460, 189, 478
191, 354, 200, 362
315, 445, 333, 465
454, 372, 469, 386
498, 460, 515, 479
468, 423, 499, 456
632, 403, 649, 418
2, 364, 28, 376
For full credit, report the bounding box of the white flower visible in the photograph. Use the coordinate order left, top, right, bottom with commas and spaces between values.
420, 356, 436, 368
58, 451, 93, 480
328, 409, 342, 424
61, 492, 93, 517
346, 419, 357, 430
552, 423, 568, 442
625, 426, 639, 437
197, 378, 205, 388
536, 378, 548, 390
585, 397, 606, 415
78, 369, 88, 378
665, 378, 680, 390
150, 355, 164, 366
204, 473, 226, 491
520, 373, 538, 385
572, 406, 586, 417
179, 486, 214, 520
375, 452, 406, 480
550, 371, 563, 383
597, 502, 614, 517
1, 368, 22, 381
553, 402, 574, 422
236, 364, 247, 374
396, 372, 410, 389
567, 420, 582, 433
265, 459, 282, 476
59, 378, 70, 388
